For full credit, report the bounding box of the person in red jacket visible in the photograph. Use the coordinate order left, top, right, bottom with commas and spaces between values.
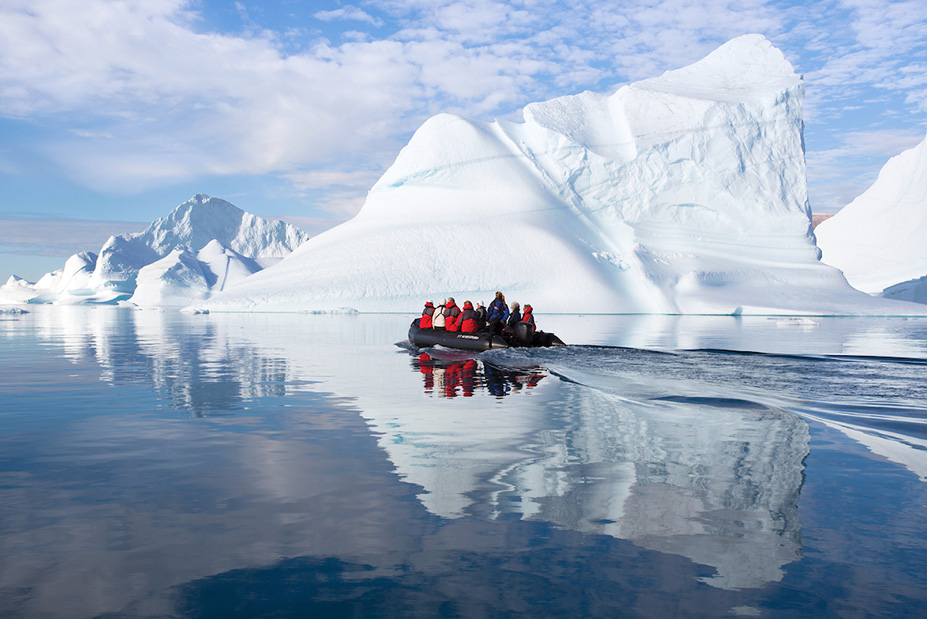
522, 304, 535, 328
420, 301, 435, 329
457, 301, 480, 333
444, 297, 462, 332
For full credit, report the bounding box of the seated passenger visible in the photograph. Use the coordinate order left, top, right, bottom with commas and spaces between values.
506, 302, 521, 328
432, 299, 447, 330
444, 297, 462, 332
420, 301, 435, 329
487, 291, 509, 334
458, 301, 480, 333
475, 302, 488, 331
522, 304, 535, 328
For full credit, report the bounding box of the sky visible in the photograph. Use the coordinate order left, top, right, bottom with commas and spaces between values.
1, 0, 926, 281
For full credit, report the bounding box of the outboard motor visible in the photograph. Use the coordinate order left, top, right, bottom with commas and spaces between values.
512, 321, 535, 345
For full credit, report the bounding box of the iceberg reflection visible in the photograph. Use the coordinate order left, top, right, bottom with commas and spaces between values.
366, 349, 810, 590
21, 306, 302, 415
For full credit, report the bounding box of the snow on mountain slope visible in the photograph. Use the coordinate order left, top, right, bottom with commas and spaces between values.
203, 35, 914, 315
137, 194, 308, 259
88, 194, 309, 296
815, 132, 927, 301
0, 194, 310, 306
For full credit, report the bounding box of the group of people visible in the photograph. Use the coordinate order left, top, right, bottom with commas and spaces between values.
418, 291, 535, 335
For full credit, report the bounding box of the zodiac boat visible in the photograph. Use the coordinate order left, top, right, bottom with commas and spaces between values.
408, 319, 565, 351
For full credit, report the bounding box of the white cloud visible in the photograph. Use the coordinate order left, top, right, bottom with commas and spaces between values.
1, 0, 925, 219
314, 6, 384, 27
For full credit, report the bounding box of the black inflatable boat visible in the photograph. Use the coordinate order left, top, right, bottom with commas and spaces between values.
408, 319, 565, 351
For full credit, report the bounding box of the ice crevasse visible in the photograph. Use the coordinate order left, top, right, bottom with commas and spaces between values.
203, 34, 916, 315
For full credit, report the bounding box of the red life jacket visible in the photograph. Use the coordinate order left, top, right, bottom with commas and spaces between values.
458, 305, 479, 333
444, 301, 461, 332
420, 302, 434, 329
522, 306, 535, 327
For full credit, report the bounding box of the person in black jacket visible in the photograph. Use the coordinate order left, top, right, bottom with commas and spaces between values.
475, 302, 487, 331
505, 301, 521, 328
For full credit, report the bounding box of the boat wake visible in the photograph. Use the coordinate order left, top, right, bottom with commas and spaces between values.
479, 344, 927, 482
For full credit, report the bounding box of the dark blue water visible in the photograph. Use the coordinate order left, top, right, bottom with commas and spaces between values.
1, 307, 926, 617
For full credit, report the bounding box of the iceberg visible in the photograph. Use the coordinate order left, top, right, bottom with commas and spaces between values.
815, 133, 927, 303
0, 275, 39, 304
26, 251, 99, 304
202, 35, 917, 315
0, 194, 310, 306
130, 241, 262, 307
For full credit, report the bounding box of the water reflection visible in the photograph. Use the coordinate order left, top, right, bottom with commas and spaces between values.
15, 306, 301, 415
391, 348, 809, 590
3, 308, 927, 616
413, 352, 545, 398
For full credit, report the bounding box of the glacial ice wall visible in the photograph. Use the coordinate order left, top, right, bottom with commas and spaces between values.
202, 34, 910, 315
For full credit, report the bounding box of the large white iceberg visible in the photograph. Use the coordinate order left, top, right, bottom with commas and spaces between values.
0, 194, 310, 306
815, 132, 927, 303
202, 35, 916, 315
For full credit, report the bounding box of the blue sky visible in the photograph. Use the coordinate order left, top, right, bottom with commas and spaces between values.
1, 0, 926, 281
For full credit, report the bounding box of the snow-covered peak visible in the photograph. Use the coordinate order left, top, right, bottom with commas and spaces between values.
635, 34, 800, 101
5, 275, 32, 287
137, 194, 309, 259
84, 193, 311, 295
522, 35, 801, 162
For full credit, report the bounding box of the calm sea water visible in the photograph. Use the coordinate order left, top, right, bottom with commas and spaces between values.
1, 307, 926, 617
